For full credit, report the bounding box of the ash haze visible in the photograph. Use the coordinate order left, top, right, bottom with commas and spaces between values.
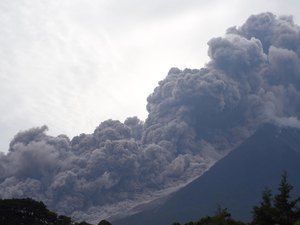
0, 0, 300, 153
1, 8, 300, 224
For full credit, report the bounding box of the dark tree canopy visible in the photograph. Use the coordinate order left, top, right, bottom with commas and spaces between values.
173, 207, 246, 225
0, 198, 91, 225
98, 220, 112, 225
251, 172, 300, 225
1, 173, 299, 225
173, 172, 300, 225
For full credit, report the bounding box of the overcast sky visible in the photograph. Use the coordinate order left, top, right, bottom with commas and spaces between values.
1, 0, 299, 153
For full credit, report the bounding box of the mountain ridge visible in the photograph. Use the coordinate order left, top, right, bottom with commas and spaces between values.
113, 124, 300, 225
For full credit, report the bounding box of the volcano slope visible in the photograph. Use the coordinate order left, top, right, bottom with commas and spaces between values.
113, 124, 300, 225
1, 12, 300, 223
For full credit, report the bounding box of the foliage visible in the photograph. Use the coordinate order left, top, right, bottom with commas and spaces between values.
173, 172, 300, 225
98, 220, 112, 225
0, 173, 299, 225
0, 198, 100, 225
191, 207, 246, 225
252, 188, 275, 225
173, 207, 246, 225
251, 172, 300, 225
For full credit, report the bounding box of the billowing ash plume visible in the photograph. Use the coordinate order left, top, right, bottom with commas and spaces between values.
1, 12, 300, 222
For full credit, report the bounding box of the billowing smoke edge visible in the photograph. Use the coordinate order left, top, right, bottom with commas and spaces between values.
1, 12, 300, 222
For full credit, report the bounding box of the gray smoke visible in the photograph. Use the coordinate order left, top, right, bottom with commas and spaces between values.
1, 12, 300, 222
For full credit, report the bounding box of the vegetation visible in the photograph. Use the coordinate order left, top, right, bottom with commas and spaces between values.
0, 198, 109, 225
174, 172, 300, 225
0, 172, 299, 225
251, 172, 300, 225
176, 207, 245, 225
98, 220, 112, 225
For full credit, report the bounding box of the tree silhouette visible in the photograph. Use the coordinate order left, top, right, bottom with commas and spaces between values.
0, 198, 93, 225
98, 220, 112, 225
188, 207, 245, 225
252, 172, 300, 225
274, 171, 300, 225
252, 188, 275, 225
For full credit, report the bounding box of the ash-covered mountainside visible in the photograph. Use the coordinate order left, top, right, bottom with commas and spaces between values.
1, 12, 300, 222
113, 124, 300, 225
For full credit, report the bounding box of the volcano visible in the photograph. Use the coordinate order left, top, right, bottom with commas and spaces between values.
113, 124, 300, 225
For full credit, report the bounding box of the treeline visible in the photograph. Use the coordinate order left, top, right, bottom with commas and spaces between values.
0, 173, 299, 225
0, 198, 111, 225
173, 172, 300, 225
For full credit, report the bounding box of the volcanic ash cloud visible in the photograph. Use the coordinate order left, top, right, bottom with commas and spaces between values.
1, 12, 300, 221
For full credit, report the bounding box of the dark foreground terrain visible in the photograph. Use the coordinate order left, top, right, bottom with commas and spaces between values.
0, 198, 110, 225
1, 170, 300, 225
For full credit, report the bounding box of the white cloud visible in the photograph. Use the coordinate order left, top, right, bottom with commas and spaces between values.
1, 0, 300, 152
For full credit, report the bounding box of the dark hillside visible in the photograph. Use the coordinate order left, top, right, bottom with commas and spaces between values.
0, 198, 92, 225
113, 124, 300, 225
